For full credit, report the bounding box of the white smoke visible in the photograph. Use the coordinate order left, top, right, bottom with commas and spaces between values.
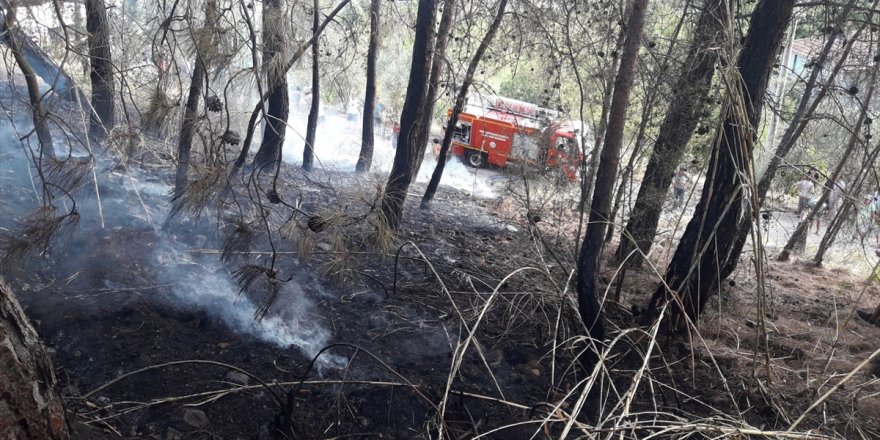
280, 111, 501, 199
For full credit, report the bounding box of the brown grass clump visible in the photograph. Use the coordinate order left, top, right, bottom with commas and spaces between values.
221, 218, 260, 262
44, 155, 92, 192
232, 264, 281, 321
169, 165, 228, 220
0, 205, 79, 265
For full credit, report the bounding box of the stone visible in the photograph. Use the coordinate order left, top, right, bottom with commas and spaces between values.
224, 371, 250, 386
165, 427, 184, 440
181, 408, 209, 430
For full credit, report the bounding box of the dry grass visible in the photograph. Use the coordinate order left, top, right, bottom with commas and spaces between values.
0, 205, 79, 265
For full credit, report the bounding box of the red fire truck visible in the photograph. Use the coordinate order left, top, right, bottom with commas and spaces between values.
448, 95, 584, 181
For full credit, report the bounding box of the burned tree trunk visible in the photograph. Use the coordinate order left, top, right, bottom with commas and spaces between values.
302, 0, 320, 173
2, 6, 55, 160
575, 0, 648, 415
355, 0, 381, 173
173, 58, 205, 197
379, 0, 436, 229
644, 0, 795, 327
614, 0, 728, 267
0, 278, 69, 440
410, 0, 455, 183
85, 0, 115, 140
421, 0, 507, 209
253, 0, 290, 172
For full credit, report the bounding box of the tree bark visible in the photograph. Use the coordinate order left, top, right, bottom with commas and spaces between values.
379, 0, 436, 229
0, 278, 69, 440
613, 0, 728, 267
85, 0, 115, 140
644, 0, 795, 327
355, 0, 381, 173
575, 0, 648, 410
173, 58, 205, 197
421, 0, 507, 209
302, 0, 321, 173
2, 6, 56, 160
777, 56, 879, 262
252, 0, 290, 172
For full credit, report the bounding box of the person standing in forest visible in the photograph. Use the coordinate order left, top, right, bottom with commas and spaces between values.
826, 179, 846, 216
347, 98, 360, 125
373, 98, 385, 136
672, 166, 691, 208
793, 174, 816, 215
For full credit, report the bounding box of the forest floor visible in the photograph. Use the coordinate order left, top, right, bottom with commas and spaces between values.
1, 88, 880, 439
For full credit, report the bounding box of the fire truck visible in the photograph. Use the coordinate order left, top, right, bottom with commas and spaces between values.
447, 95, 584, 181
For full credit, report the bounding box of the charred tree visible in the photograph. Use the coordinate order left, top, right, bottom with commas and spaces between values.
575, 0, 648, 415
614, 0, 728, 267
0, 278, 69, 440
411, 0, 455, 179
302, 0, 321, 173
421, 0, 508, 209
252, 0, 290, 172
644, 0, 795, 327
379, 0, 436, 229
173, 57, 206, 197
85, 0, 115, 140
355, 0, 381, 173
2, 6, 55, 160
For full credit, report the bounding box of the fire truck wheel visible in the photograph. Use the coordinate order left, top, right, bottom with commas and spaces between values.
464, 150, 487, 168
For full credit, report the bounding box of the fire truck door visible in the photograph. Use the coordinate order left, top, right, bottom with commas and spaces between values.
453, 120, 472, 144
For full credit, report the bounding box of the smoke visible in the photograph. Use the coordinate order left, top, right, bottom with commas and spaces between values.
0, 84, 346, 370
280, 111, 501, 199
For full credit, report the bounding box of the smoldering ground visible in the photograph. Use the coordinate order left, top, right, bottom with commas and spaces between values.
0, 85, 344, 369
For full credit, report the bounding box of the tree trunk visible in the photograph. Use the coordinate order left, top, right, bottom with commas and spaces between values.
302, 0, 321, 173
420, 0, 507, 209
85, 0, 115, 140
0, 278, 69, 440
355, 0, 381, 173
173, 58, 205, 197
2, 7, 56, 160
777, 57, 879, 262
604, 0, 692, 246
575, 0, 648, 412
252, 0, 290, 172
718, 1, 860, 279
379, 0, 436, 229
613, 0, 728, 267
644, 0, 795, 327
410, 0, 455, 186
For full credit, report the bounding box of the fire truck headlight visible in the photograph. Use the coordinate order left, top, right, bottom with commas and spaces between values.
490, 141, 497, 149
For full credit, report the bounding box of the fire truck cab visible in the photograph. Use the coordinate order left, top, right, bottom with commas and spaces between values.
448, 95, 584, 181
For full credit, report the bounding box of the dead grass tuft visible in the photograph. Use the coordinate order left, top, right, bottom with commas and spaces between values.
0, 205, 79, 265
169, 165, 229, 220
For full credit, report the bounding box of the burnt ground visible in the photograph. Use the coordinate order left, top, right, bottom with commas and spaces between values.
1, 97, 879, 439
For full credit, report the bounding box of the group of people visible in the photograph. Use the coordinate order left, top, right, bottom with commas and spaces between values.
345, 97, 399, 142
791, 170, 848, 236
